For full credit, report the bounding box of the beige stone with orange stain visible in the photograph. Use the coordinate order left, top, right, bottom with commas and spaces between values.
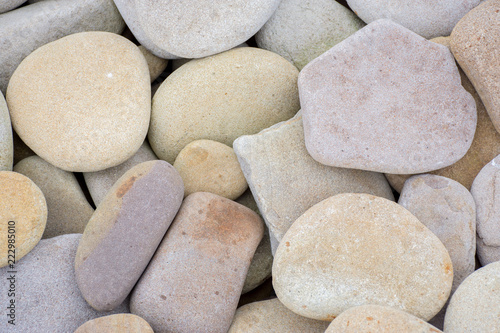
75, 314, 154, 333
273, 193, 453, 321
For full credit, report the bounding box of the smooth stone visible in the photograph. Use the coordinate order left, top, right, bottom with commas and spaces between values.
130, 192, 264, 333
0, 0, 125, 94
444, 261, 500, 332
451, 0, 500, 134
0, 171, 47, 267
149, 47, 300, 164
75, 314, 153, 333
75, 160, 184, 311
7, 31, 151, 172
12, 129, 35, 165
138, 45, 168, 82
234, 112, 394, 248
84, 141, 157, 206
470, 155, 500, 265
14, 156, 94, 239
399, 175, 475, 293
0, 0, 26, 13
0, 91, 13, 171
346, 0, 481, 39
242, 226, 273, 294
228, 298, 329, 332
256, 0, 364, 70
273, 193, 453, 321
0, 234, 129, 332
299, 19, 476, 174
325, 305, 443, 332
174, 139, 247, 200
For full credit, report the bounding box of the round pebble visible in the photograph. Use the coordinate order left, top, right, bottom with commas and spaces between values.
75, 314, 153, 333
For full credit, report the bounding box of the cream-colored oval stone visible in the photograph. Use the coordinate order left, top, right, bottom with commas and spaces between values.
0, 171, 47, 267
75, 314, 153, 333
148, 47, 300, 164
6, 31, 150, 172
0, 91, 13, 171
273, 193, 453, 321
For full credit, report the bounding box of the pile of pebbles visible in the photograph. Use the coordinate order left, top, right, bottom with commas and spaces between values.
1, 0, 499, 332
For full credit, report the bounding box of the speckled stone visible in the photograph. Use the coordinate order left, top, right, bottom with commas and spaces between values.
256, 0, 364, 70
229, 298, 329, 332
326, 305, 442, 332
444, 261, 500, 332
174, 139, 247, 200
7, 31, 150, 172
149, 47, 300, 164
130, 192, 264, 333
299, 19, 476, 174
75, 160, 184, 311
346, 0, 481, 39
0, 0, 125, 93
138, 45, 168, 82
0, 234, 129, 332
451, 0, 500, 134
0, 0, 26, 14
75, 314, 153, 333
273, 193, 453, 321
14, 156, 94, 239
0, 171, 47, 267
0, 91, 13, 171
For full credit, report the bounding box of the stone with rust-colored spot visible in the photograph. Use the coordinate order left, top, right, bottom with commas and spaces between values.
138, 45, 168, 82
75, 160, 184, 311
130, 192, 264, 333
75, 314, 153, 333
273, 193, 453, 321
0, 91, 12, 171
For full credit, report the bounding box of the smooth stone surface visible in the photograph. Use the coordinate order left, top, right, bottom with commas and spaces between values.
84, 141, 157, 206
0, 91, 13, 171
75, 314, 153, 333
451, 0, 500, 134
0, 171, 47, 267
346, 0, 480, 39
0, 234, 129, 332
299, 19, 476, 174
131, 192, 264, 333
0, 0, 26, 13
399, 175, 475, 293
76, 160, 184, 311
256, 0, 364, 70
149, 47, 300, 164
14, 156, 94, 239
326, 305, 443, 332
0, 0, 125, 93
138, 45, 168, 82
234, 112, 394, 247
444, 261, 500, 332
229, 298, 330, 332
273, 193, 453, 321
174, 139, 247, 200
242, 226, 273, 294
7, 31, 151, 172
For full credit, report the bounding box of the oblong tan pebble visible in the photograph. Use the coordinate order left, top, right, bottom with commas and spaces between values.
75, 314, 153, 333
0, 171, 47, 267
273, 193, 453, 321
148, 47, 300, 164
325, 305, 443, 333
7, 31, 150, 172
228, 298, 329, 333
0, 91, 12, 171
174, 139, 247, 200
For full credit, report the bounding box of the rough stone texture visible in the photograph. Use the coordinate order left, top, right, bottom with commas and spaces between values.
444, 261, 500, 332
130, 192, 264, 333
399, 174, 476, 293
174, 139, 247, 200
14, 156, 94, 239
75, 160, 184, 311
84, 141, 157, 206
451, 0, 500, 134
0, 171, 47, 267
346, 0, 481, 39
256, 0, 365, 70
0, 0, 125, 94
273, 193, 453, 321
299, 19, 476, 174
470, 155, 500, 265
0, 0, 26, 14
0, 234, 129, 332
242, 226, 273, 294
75, 314, 154, 333
7, 31, 151, 172
149, 47, 300, 164
228, 298, 330, 332
234, 112, 394, 248
115, 0, 280, 58
325, 305, 443, 332
0, 91, 13, 171
138, 45, 168, 82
